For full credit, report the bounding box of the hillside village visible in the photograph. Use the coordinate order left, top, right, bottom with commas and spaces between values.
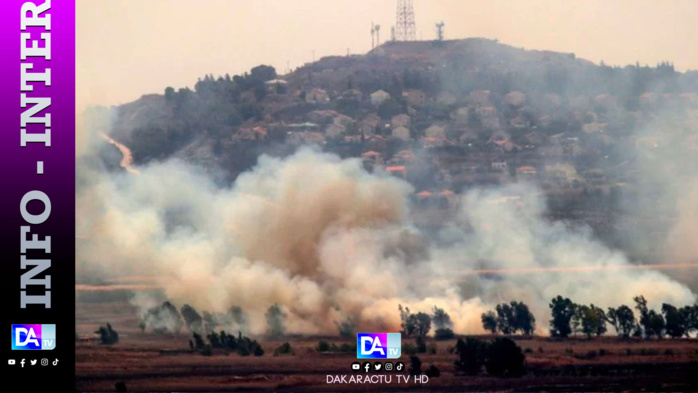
102, 38, 698, 230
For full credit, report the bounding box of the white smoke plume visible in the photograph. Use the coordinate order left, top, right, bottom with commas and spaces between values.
76, 132, 696, 335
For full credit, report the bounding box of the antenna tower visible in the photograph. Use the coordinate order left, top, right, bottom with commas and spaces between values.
371, 23, 375, 49
395, 0, 416, 41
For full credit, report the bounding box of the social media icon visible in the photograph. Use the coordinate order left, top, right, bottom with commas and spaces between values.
11, 324, 56, 350
396, 362, 405, 371
356, 333, 401, 359
351, 362, 360, 372
52, 359, 59, 366
20, 359, 26, 368
41, 359, 48, 366
30, 359, 37, 366
362, 362, 371, 373
8, 359, 15, 365
384, 362, 394, 371
374, 362, 382, 371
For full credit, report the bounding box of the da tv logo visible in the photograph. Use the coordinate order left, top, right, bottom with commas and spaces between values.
357, 333, 401, 359
11, 324, 56, 350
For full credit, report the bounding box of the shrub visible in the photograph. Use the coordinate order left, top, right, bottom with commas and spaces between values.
425, 364, 441, 378
454, 337, 489, 376
95, 323, 119, 345
201, 345, 212, 356
434, 328, 455, 340
253, 341, 264, 356
316, 340, 331, 352
524, 348, 533, 353
415, 336, 428, 353
274, 342, 293, 356
338, 343, 356, 353
485, 337, 526, 377
409, 355, 422, 376
428, 342, 438, 354
265, 304, 286, 338
336, 317, 356, 338
403, 342, 418, 355
574, 350, 598, 360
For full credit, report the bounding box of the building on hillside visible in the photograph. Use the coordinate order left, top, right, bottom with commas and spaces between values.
287, 131, 326, 146
392, 126, 411, 141
339, 88, 363, 101
504, 91, 526, 107
305, 88, 330, 104
366, 134, 388, 152
516, 166, 537, 176
361, 114, 381, 135
469, 90, 491, 105
264, 79, 288, 94
391, 114, 411, 128
422, 136, 455, 148
403, 89, 426, 106
386, 165, 407, 179
452, 107, 470, 125
233, 126, 267, 142
425, 125, 446, 138
491, 161, 508, 172
370, 90, 391, 106
325, 123, 346, 138
436, 91, 458, 106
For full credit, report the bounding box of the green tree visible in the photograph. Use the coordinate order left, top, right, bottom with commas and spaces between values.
432, 306, 454, 339
95, 323, 119, 345
481, 311, 498, 334
265, 304, 286, 338
634, 295, 666, 338
680, 305, 698, 337
410, 312, 432, 338
578, 304, 607, 338
606, 305, 636, 338
399, 304, 416, 337
549, 296, 576, 338
485, 337, 526, 377
495, 303, 515, 335
454, 337, 489, 376
662, 303, 686, 338
511, 301, 536, 335
180, 304, 204, 333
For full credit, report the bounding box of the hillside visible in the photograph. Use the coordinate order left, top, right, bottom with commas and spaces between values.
91, 38, 698, 254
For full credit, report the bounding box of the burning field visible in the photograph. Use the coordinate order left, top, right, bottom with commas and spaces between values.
75, 299, 698, 392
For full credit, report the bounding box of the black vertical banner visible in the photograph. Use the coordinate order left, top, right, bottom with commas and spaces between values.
0, 0, 76, 391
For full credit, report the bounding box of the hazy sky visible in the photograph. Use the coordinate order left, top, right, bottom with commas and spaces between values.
77, 0, 698, 107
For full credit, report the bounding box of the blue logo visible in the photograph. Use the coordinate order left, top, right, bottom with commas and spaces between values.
11, 324, 56, 350
357, 333, 401, 359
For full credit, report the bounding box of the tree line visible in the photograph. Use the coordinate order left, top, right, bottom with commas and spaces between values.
478, 295, 697, 339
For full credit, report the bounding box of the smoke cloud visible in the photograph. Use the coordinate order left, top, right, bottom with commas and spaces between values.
76, 121, 696, 335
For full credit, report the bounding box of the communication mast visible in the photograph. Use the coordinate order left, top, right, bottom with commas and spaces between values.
436, 21, 445, 41
371, 22, 375, 49
375, 24, 381, 46
395, 0, 416, 41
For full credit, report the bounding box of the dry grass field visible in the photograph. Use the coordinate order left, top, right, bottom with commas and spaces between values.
76, 300, 698, 392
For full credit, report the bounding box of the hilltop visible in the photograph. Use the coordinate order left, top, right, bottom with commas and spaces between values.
93, 38, 698, 245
